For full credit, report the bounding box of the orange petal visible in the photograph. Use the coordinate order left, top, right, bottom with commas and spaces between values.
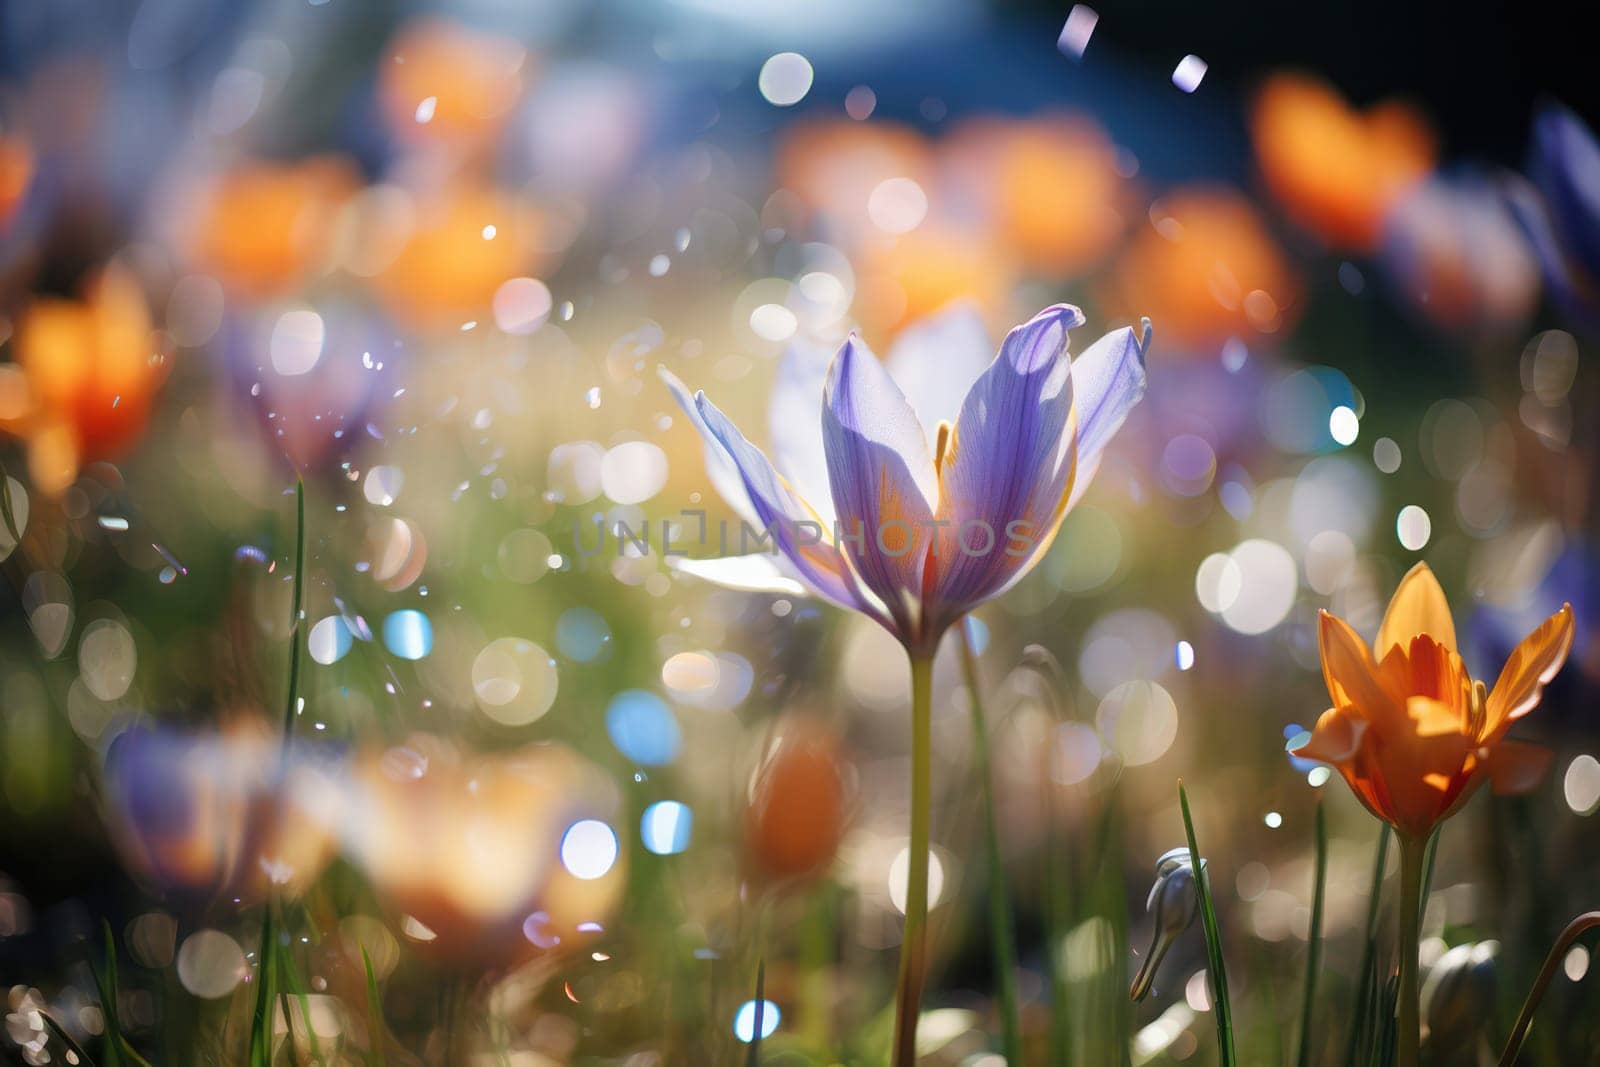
1376, 562, 1456, 655
1484, 604, 1575, 736
1484, 739, 1553, 795
1294, 705, 1367, 764
1406, 695, 1466, 738
1319, 611, 1390, 714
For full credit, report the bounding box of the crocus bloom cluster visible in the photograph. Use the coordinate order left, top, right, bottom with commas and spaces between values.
1293, 563, 1573, 839
664, 302, 1147, 652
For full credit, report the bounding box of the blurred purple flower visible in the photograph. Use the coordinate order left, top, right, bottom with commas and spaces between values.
1507, 103, 1600, 332
1382, 173, 1540, 335
223, 296, 406, 478
662, 302, 1148, 653
100, 723, 342, 906
1465, 543, 1599, 734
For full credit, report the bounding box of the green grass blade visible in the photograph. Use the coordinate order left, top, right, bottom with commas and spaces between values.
88, 921, 155, 1067
277, 937, 317, 1067
40, 1010, 97, 1066
1346, 825, 1391, 1067
249, 907, 279, 1067
745, 957, 766, 1067
957, 621, 1023, 1063
1371, 974, 1399, 1067
1021, 645, 1076, 1066
1178, 781, 1235, 1066
279, 477, 306, 753
91, 921, 126, 1067
1296, 800, 1329, 1067
362, 947, 390, 1067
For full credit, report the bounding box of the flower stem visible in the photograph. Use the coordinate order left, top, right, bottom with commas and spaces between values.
278, 478, 306, 757
891, 652, 935, 1067
956, 621, 1022, 1063
1396, 832, 1426, 1067
1498, 911, 1600, 1066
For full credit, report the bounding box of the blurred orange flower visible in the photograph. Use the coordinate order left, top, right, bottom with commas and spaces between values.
0, 133, 33, 231
378, 17, 528, 151
945, 114, 1127, 276
371, 181, 541, 329
855, 227, 1017, 341
190, 156, 359, 297
1293, 562, 1573, 840
1110, 186, 1298, 349
744, 718, 852, 886
3, 264, 166, 495
1252, 73, 1434, 252
775, 119, 935, 234
343, 735, 623, 966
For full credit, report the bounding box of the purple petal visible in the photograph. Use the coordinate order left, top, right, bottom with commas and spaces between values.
694, 389, 876, 617
930, 304, 1083, 617
1506, 174, 1600, 333
1533, 104, 1600, 282
821, 334, 939, 628
1065, 322, 1150, 510
667, 552, 810, 596
660, 366, 759, 525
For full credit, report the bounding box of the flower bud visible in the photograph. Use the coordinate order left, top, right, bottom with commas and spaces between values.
1130, 846, 1202, 1001
744, 718, 852, 886
1421, 940, 1498, 1060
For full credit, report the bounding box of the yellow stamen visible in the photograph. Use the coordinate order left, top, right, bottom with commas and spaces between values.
934, 420, 955, 473
1469, 678, 1488, 738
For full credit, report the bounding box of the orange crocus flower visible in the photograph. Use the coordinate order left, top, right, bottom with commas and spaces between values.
1293, 562, 1573, 840
1251, 72, 1435, 252
189, 156, 359, 298
4, 264, 165, 495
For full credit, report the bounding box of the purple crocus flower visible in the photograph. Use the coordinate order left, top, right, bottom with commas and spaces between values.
1506, 103, 1600, 331
662, 302, 1148, 654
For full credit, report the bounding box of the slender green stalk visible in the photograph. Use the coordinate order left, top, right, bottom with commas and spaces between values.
746, 958, 767, 1066
361, 948, 389, 1067
39, 1011, 96, 1066
1022, 645, 1074, 1065
1346, 825, 1391, 1067
1396, 833, 1426, 1067
279, 478, 306, 754
249, 906, 279, 1067
90, 921, 155, 1067
1417, 829, 1438, 928
1044, 793, 1073, 1067
891, 653, 935, 1066
1178, 782, 1234, 1066
1498, 911, 1600, 1066
956, 622, 1023, 1062
1296, 801, 1328, 1067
